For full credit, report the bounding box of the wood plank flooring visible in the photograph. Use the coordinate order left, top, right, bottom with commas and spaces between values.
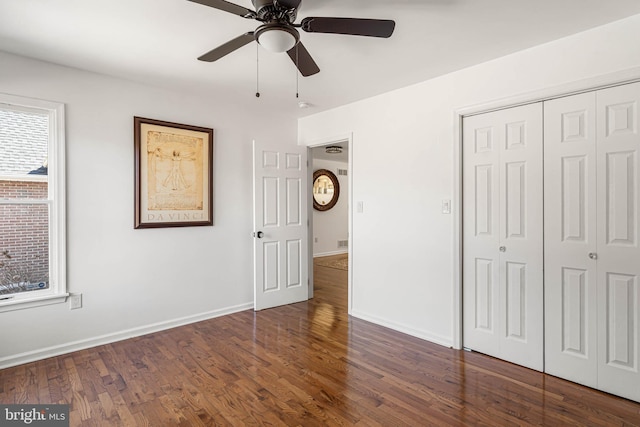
2, 257, 640, 425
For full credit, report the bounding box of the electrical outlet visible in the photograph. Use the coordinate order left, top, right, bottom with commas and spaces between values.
69, 293, 82, 310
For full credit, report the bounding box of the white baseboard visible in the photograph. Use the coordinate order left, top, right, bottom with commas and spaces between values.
313, 250, 348, 258
0, 302, 253, 369
349, 309, 453, 348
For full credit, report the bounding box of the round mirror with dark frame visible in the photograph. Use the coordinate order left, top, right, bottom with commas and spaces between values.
313, 169, 340, 211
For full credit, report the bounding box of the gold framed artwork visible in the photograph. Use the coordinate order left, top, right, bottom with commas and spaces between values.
134, 117, 213, 229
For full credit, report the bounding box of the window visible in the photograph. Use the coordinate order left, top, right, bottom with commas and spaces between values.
0, 93, 66, 311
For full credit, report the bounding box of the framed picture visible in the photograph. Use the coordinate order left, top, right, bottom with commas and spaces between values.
134, 117, 213, 229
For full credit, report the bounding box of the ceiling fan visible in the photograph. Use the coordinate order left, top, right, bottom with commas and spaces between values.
188, 0, 396, 77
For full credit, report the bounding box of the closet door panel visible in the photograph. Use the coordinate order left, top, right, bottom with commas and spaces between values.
596, 82, 640, 402
498, 103, 544, 371
463, 114, 501, 357
463, 103, 543, 371
544, 93, 598, 387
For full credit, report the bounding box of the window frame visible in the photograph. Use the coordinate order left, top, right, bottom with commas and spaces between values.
0, 93, 67, 312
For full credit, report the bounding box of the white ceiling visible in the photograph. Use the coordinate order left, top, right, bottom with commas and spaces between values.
1, 0, 640, 118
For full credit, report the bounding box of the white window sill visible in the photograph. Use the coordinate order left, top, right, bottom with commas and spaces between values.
0, 293, 69, 313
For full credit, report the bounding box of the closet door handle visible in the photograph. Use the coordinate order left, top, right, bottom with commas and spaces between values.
588, 252, 597, 260
499, 246, 506, 252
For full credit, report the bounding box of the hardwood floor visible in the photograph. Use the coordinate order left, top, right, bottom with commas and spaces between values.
2, 257, 640, 426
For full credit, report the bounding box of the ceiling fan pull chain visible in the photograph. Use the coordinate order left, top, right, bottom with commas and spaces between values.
256, 43, 261, 98
295, 44, 299, 99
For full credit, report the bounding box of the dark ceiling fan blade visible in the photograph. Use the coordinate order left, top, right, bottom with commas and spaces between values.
301, 17, 395, 38
198, 32, 255, 62
187, 0, 256, 19
287, 42, 320, 77
274, 0, 301, 10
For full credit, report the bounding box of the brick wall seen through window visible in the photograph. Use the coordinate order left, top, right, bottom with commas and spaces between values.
0, 107, 50, 295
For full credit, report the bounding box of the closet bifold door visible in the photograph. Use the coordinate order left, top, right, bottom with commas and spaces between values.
595, 82, 640, 402
462, 103, 544, 371
544, 82, 640, 403
543, 92, 598, 388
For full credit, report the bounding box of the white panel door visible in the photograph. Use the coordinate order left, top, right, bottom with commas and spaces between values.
595, 82, 640, 402
253, 140, 308, 310
463, 112, 501, 357
463, 103, 544, 371
544, 92, 598, 387
544, 82, 640, 402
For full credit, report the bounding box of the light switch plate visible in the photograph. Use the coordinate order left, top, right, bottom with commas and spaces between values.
442, 199, 451, 214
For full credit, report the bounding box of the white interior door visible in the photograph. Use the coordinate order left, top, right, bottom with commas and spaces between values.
463, 103, 544, 371
595, 82, 640, 402
544, 92, 599, 387
462, 110, 501, 358
253, 140, 308, 310
544, 82, 640, 402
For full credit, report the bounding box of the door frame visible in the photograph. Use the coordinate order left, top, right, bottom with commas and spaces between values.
452, 67, 640, 350
307, 134, 353, 313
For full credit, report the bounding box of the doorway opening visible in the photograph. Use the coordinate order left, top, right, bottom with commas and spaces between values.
308, 137, 352, 312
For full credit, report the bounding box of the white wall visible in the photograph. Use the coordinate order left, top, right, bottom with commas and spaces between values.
312, 158, 348, 257
298, 14, 640, 347
0, 51, 296, 367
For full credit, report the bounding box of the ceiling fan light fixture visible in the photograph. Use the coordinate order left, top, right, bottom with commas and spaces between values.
256, 24, 299, 53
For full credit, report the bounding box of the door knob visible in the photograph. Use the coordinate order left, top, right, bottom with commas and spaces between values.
499, 246, 506, 252
588, 252, 597, 260
253, 231, 264, 239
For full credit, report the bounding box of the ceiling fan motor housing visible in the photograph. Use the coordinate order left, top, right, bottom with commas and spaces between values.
252, 0, 297, 23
